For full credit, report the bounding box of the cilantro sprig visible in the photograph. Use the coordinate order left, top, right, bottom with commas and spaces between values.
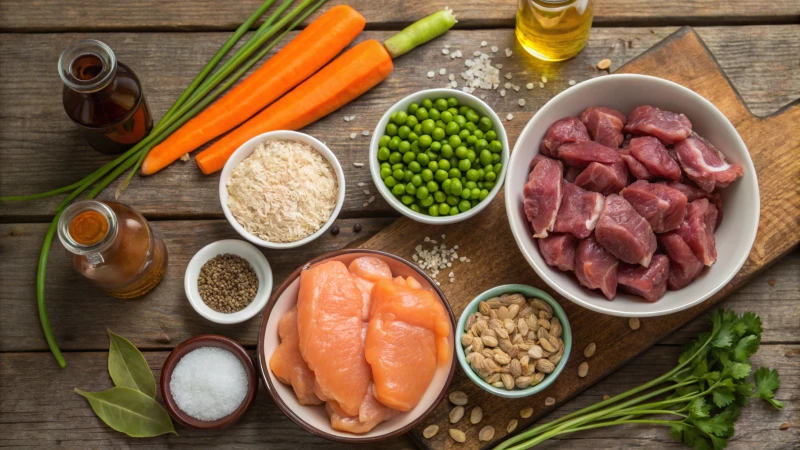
495, 310, 783, 450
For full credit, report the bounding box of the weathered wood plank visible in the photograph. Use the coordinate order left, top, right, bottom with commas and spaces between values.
1, 221, 797, 353
1, 26, 798, 220
1, 345, 794, 448
1, 0, 798, 32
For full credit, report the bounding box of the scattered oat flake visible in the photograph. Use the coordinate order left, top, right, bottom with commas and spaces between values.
629, 317, 641, 330
481, 40, 488, 47
357, 182, 365, 187
500, 89, 506, 97
427, 71, 435, 78
597, 58, 612, 70
343, 116, 351, 122
352, 162, 364, 167
545, 397, 556, 406
518, 99, 526, 107
513, 85, 520, 92
450, 80, 458, 88
363, 190, 370, 195
349, 132, 357, 139
362, 202, 368, 207
362, 130, 369, 136
448, 74, 455, 81
568, 79, 577, 86
442, 48, 450, 55
491, 46, 499, 52
505, 73, 513, 80
539, 82, 545, 88
541, 76, 548, 83
439, 68, 447, 75
179, 153, 190, 162
495, 63, 503, 70
506, 113, 514, 121
473, 50, 481, 57
505, 48, 513, 57
603, 394, 612, 401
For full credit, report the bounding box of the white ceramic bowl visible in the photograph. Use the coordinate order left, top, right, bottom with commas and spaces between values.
258, 249, 456, 443
370, 88, 510, 225
505, 74, 759, 317
184, 239, 273, 324
219, 130, 345, 249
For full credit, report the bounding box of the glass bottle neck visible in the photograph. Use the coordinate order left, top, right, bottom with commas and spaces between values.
59, 39, 118, 93
58, 200, 119, 265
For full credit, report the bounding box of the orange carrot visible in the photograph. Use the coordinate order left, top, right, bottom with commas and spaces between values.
196, 40, 394, 174
140, 5, 365, 175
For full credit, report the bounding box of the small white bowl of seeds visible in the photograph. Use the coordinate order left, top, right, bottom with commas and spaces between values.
184, 239, 273, 324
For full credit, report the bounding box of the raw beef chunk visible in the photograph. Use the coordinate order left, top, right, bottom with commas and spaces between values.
617, 254, 670, 302
575, 235, 619, 300
595, 195, 657, 267
553, 183, 605, 239
624, 105, 693, 144
554, 141, 622, 168
675, 199, 717, 266
674, 134, 744, 193
629, 136, 682, 181
659, 232, 704, 290
661, 181, 724, 229
621, 149, 655, 181
620, 181, 687, 233
529, 154, 563, 173
523, 158, 564, 238
580, 106, 626, 148
540, 117, 590, 157
538, 233, 578, 272
565, 166, 582, 183
575, 161, 629, 196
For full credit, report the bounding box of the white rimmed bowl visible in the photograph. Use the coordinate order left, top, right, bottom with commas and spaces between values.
219, 130, 345, 249
505, 74, 759, 317
370, 88, 510, 225
184, 239, 273, 324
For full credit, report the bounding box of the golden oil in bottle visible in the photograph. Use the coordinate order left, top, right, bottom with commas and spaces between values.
516, 0, 593, 61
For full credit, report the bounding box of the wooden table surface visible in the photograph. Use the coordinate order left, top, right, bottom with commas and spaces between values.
1, 1, 798, 448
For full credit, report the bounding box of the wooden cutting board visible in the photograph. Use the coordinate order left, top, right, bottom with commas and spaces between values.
358, 26, 800, 449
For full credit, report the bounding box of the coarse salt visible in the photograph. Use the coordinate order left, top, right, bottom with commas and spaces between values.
439, 68, 447, 75
505, 73, 513, 80
349, 132, 357, 139
169, 347, 248, 421
506, 113, 514, 121
491, 46, 498, 52
442, 48, 450, 55
526, 83, 534, 89
495, 63, 503, 70
481, 41, 488, 47
505, 48, 513, 57
568, 79, 577, 86
362, 130, 370, 136
518, 99, 526, 107
500, 89, 506, 97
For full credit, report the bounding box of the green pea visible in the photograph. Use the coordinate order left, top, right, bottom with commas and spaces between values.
438, 203, 450, 215
398, 125, 411, 139
433, 190, 446, 203
431, 98, 447, 112
420, 169, 433, 183
414, 152, 428, 166
419, 119, 434, 136
416, 186, 429, 200
492, 153, 501, 164
410, 141, 420, 153
379, 135, 391, 148
478, 181, 484, 189
448, 135, 462, 147
465, 109, 480, 123
494, 163, 503, 173
380, 167, 392, 179
401, 170, 411, 183
478, 117, 493, 132
458, 105, 469, 115
387, 136, 400, 150
455, 115, 467, 128
480, 189, 489, 200
415, 108, 428, 121
455, 146, 468, 159
447, 97, 459, 108
410, 174, 423, 187
398, 141, 411, 154
467, 150, 476, 163
384, 176, 397, 188
393, 110, 408, 126
408, 161, 421, 173
428, 108, 440, 121
445, 121, 460, 136
442, 179, 452, 194
465, 122, 477, 133
466, 135, 478, 146
449, 205, 459, 215
447, 107, 459, 116
406, 115, 419, 128
440, 144, 453, 158
426, 180, 439, 193
438, 159, 451, 171
460, 187, 471, 200
476, 150, 490, 167
390, 111, 397, 123
393, 168, 405, 180
441, 111, 453, 124
421, 99, 433, 110
430, 127, 444, 141
400, 194, 414, 205
485, 171, 497, 182
465, 181, 477, 190
490, 140, 503, 153
470, 187, 481, 200
485, 130, 497, 141
420, 196, 434, 208
450, 179, 463, 196
417, 135, 431, 150
410, 203, 421, 213
400, 152, 412, 164
477, 168, 485, 180
392, 183, 406, 196
408, 132, 419, 143
389, 152, 402, 164
429, 141, 441, 153
484, 181, 495, 190
433, 169, 448, 183
471, 199, 478, 207
377, 147, 390, 161
466, 169, 479, 182
392, 163, 405, 170
425, 150, 437, 161
458, 129, 470, 142
447, 195, 460, 206
380, 162, 391, 170
408, 103, 419, 114
405, 183, 417, 195
448, 168, 462, 179
473, 129, 484, 140
428, 205, 440, 216
458, 159, 471, 171
474, 138, 488, 152
386, 123, 398, 136
458, 199, 472, 212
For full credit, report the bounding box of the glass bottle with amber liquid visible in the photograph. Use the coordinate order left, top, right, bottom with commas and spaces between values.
58, 200, 168, 299
59, 40, 153, 154
516, 0, 593, 61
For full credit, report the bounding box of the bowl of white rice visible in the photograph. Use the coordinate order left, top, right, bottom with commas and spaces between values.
220, 131, 345, 249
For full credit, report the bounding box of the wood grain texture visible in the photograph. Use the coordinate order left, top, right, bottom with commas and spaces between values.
351, 28, 800, 449
1, 26, 798, 220
1, 0, 798, 31
0, 344, 794, 448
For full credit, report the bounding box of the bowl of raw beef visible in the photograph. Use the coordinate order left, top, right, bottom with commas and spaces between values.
257, 249, 456, 443
505, 74, 759, 317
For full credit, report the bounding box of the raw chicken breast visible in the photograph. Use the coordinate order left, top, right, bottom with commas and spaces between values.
523, 157, 564, 238
621, 149, 655, 181
554, 141, 622, 168
575, 161, 629, 195
575, 235, 619, 300
629, 136, 682, 181
674, 134, 744, 193
623, 105, 692, 144
659, 232, 705, 290
617, 255, 670, 302
269, 306, 324, 406
297, 261, 372, 416
538, 233, 578, 272
327, 385, 398, 434
662, 181, 724, 229
621, 181, 687, 233
580, 106, 626, 148
349, 256, 393, 320
553, 183, 604, 239
595, 195, 657, 267
366, 279, 451, 412
540, 117, 590, 157
675, 199, 717, 266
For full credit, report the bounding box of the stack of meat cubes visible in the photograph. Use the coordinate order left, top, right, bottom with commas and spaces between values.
523, 105, 744, 302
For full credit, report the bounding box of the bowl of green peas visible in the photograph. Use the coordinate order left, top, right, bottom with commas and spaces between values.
370, 89, 509, 224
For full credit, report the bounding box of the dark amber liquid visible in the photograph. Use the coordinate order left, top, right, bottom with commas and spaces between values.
70, 202, 167, 299
63, 54, 153, 154
69, 210, 109, 245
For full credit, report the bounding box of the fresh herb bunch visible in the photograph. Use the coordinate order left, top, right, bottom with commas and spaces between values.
496, 310, 783, 450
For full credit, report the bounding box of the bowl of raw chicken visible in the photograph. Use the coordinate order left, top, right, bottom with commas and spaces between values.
257, 249, 456, 443
505, 74, 759, 317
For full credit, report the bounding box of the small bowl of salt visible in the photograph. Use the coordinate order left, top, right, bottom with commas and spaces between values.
160, 334, 257, 430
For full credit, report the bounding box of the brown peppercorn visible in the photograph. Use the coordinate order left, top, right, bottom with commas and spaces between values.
197, 254, 259, 313
354, 223, 362, 232
330, 225, 340, 235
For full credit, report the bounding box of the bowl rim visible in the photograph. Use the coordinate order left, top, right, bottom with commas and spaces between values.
504, 73, 760, 317
369, 88, 510, 225
183, 239, 273, 324
455, 284, 572, 398
160, 334, 258, 430
219, 130, 346, 249
256, 248, 457, 443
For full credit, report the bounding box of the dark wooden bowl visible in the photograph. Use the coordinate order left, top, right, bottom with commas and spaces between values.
256, 248, 457, 443
160, 334, 258, 430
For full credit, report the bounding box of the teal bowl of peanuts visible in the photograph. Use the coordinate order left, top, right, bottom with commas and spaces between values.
370, 89, 509, 224
456, 284, 572, 399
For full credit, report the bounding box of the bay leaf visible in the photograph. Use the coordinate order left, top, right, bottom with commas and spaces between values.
75, 387, 177, 437
107, 329, 155, 398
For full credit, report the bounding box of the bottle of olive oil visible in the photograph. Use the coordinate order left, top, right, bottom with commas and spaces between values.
516, 0, 593, 61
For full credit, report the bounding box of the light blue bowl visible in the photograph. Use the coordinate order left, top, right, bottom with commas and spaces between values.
455, 284, 572, 398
